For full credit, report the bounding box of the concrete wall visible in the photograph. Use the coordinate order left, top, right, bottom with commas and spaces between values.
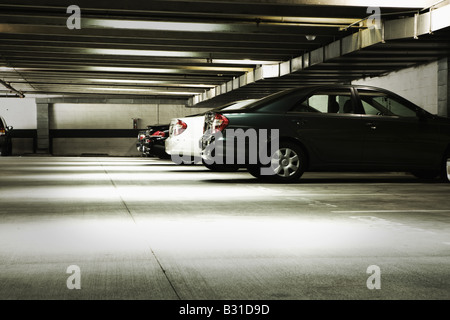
0, 98, 37, 155
52, 138, 142, 157
352, 60, 439, 114
50, 103, 207, 156
0, 99, 208, 156
50, 103, 206, 130
0, 98, 37, 129
438, 57, 449, 117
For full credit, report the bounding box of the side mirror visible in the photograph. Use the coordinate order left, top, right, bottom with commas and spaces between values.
7, 126, 13, 131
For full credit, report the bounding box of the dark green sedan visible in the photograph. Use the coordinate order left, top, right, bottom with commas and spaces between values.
201, 85, 450, 183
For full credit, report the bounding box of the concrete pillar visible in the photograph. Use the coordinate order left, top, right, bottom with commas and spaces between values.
36, 102, 50, 153
438, 57, 449, 117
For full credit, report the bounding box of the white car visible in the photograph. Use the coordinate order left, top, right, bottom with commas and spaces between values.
165, 99, 258, 166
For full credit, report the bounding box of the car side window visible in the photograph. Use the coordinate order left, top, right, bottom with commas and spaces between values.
358, 90, 417, 117
360, 100, 383, 115
291, 90, 354, 114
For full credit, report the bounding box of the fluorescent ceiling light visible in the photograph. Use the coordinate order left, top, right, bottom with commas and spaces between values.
89, 48, 198, 58
89, 67, 179, 73
88, 49, 275, 65
264, 17, 359, 25
89, 18, 349, 32
212, 59, 279, 65
186, 66, 253, 72
89, 79, 214, 88
90, 66, 252, 73
89, 87, 195, 95
89, 19, 223, 32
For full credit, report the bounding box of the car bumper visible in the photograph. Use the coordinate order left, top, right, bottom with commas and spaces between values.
167, 136, 202, 157
201, 134, 250, 165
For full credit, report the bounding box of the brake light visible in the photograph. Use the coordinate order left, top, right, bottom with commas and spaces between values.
151, 130, 166, 137
212, 113, 229, 133
173, 120, 187, 136
0, 128, 5, 136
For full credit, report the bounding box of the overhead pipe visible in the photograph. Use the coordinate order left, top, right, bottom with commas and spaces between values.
0, 79, 24, 98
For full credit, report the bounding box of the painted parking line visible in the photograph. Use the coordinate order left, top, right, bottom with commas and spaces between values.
347, 216, 437, 234
332, 210, 450, 213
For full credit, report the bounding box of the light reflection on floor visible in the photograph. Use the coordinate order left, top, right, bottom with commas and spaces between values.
0, 156, 449, 300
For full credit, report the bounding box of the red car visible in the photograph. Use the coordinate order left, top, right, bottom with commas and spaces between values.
136, 124, 170, 159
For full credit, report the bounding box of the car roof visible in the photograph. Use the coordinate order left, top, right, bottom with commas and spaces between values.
279, 84, 391, 93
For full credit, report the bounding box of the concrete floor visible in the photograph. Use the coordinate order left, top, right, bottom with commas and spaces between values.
0, 156, 449, 300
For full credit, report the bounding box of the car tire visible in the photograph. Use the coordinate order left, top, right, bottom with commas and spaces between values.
1, 142, 11, 157
411, 169, 440, 180
246, 164, 261, 178
171, 154, 197, 165
255, 142, 307, 183
441, 150, 450, 183
202, 160, 239, 172
157, 153, 171, 160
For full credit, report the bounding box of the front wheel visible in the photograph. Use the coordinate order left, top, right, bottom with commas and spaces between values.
442, 151, 450, 183
251, 142, 307, 183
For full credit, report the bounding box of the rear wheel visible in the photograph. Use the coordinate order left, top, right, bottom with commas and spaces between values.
251, 142, 307, 183
246, 164, 261, 178
411, 169, 440, 180
202, 160, 239, 172
442, 150, 450, 183
157, 152, 171, 160
1, 141, 11, 156
171, 154, 196, 165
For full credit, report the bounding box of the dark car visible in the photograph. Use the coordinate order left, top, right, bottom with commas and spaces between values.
136, 124, 170, 159
0, 116, 13, 156
201, 85, 450, 183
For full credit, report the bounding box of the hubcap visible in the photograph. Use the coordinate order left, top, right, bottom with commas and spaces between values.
271, 148, 300, 178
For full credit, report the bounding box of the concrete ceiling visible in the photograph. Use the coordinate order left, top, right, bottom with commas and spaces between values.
0, 0, 449, 107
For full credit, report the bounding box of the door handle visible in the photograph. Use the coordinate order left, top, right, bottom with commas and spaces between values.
366, 122, 377, 130
292, 119, 307, 126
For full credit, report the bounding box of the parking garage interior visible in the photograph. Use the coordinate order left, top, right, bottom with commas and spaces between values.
1, 0, 450, 305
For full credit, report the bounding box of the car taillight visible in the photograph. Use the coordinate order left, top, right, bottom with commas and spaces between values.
212, 113, 229, 133
152, 130, 166, 137
0, 128, 5, 136
173, 120, 187, 136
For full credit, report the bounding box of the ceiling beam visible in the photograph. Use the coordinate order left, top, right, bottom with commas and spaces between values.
189, 2, 450, 107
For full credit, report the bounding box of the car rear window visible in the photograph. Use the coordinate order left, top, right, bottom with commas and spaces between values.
239, 88, 312, 113
357, 90, 418, 117
220, 99, 259, 111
